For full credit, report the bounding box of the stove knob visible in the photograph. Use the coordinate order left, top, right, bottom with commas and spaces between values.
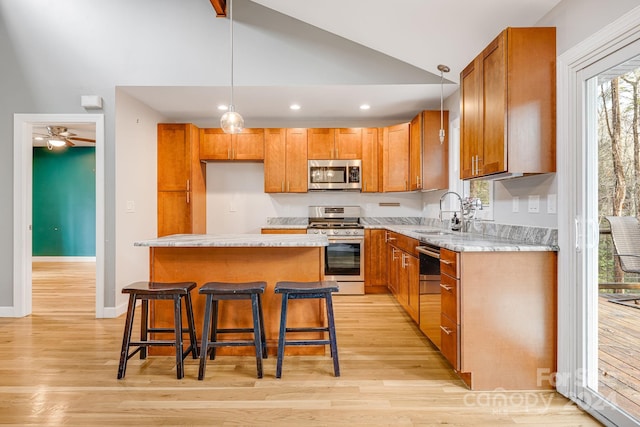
345, 230, 351, 235
313, 230, 319, 234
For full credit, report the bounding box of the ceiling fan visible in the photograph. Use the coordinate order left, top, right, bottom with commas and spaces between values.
34, 126, 96, 150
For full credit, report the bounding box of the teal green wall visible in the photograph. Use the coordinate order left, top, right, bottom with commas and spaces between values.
32, 147, 96, 256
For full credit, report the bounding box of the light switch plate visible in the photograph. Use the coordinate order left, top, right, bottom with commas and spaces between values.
512, 196, 519, 213
126, 200, 135, 213
528, 195, 540, 213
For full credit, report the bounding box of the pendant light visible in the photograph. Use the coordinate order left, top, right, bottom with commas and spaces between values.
220, 0, 244, 134
437, 64, 450, 144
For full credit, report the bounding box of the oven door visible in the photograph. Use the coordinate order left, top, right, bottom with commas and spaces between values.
324, 238, 364, 281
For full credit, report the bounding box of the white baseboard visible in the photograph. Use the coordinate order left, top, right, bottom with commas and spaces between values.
0, 307, 16, 317
32, 256, 96, 262
102, 301, 129, 319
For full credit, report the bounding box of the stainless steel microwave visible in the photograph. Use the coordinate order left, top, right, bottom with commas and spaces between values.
308, 159, 361, 191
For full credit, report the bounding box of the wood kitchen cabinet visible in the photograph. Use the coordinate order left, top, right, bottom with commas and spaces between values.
199, 128, 264, 161
157, 123, 206, 236
361, 128, 380, 192
381, 123, 410, 192
307, 128, 362, 160
409, 111, 449, 191
442, 248, 557, 390
364, 229, 388, 293
264, 128, 308, 193
422, 110, 449, 190
460, 27, 556, 180
386, 231, 420, 323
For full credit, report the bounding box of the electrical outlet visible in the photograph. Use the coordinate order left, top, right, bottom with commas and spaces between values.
512, 196, 519, 213
528, 195, 540, 213
126, 200, 135, 213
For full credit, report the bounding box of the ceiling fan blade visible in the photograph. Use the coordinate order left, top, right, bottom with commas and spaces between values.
67, 136, 95, 143
64, 138, 75, 147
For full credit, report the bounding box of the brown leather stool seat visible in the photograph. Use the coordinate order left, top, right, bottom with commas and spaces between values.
274, 281, 340, 378
198, 281, 267, 380
117, 281, 198, 380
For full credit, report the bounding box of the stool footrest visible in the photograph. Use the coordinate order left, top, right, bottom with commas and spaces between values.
285, 327, 329, 333
129, 340, 178, 346
206, 340, 260, 347
148, 327, 193, 334
215, 328, 256, 334
283, 339, 330, 346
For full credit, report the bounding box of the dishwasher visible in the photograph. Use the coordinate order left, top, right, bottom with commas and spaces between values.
416, 244, 441, 349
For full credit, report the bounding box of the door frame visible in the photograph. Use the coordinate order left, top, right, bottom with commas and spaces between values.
13, 113, 105, 318
557, 5, 640, 426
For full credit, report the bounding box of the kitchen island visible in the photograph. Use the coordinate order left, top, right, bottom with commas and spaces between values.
134, 234, 328, 356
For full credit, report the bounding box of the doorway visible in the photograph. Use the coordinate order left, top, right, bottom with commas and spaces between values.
13, 114, 105, 318
557, 7, 640, 426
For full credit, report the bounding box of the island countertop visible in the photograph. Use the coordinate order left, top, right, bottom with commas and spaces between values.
134, 233, 328, 247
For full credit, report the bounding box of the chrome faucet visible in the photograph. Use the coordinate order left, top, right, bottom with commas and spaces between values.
439, 191, 464, 231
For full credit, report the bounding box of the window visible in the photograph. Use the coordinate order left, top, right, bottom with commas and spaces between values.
465, 179, 494, 221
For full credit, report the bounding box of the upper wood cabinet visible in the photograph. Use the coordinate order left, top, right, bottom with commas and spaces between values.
307, 128, 362, 159
460, 27, 556, 180
409, 114, 422, 191
382, 123, 410, 192
157, 123, 206, 237
200, 128, 265, 161
422, 110, 449, 191
264, 128, 308, 193
361, 128, 380, 193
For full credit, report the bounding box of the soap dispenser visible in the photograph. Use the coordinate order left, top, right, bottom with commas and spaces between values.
450, 212, 461, 231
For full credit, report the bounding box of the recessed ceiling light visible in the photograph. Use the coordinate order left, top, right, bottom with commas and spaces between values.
360, 104, 371, 110
218, 105, 228, 111
33, 136, 44, 141
290, 104, 301, 110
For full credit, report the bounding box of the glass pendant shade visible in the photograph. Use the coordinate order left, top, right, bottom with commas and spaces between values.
220, 106, 244, 134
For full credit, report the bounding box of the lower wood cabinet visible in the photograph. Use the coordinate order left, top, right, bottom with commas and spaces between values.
364, 229, 388, 293
443, 249, 557, 391
385, 231, 420, 323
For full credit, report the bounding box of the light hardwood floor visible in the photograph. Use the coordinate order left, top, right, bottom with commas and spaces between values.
0, 262, 601, 426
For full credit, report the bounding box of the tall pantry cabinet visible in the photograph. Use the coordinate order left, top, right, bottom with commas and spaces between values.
157, 123, 206, 237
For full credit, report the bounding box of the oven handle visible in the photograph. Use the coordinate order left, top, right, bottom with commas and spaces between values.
416, 245, 440, 259
327, 238, 364, 244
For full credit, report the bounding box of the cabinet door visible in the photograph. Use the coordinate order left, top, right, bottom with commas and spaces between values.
285, 128, 308, 193
387, 245, 400, 296
481, 32, 507, 175
307, 128, 335, 159
422, 110, 449, 191
441, 312, 459, 369
335, 128, 362, 159
234, 128, 265, 160
460, 59, 482, 179
199, 128, 232, 160
264, 128, 286, 192
365, 229, 388, 289
157, 191, 191, 237
382, 123, 410, 192
158, 124, 191, 191
405, 253, 420, 323
409, 114, 422, 191
361, 128, 379, 192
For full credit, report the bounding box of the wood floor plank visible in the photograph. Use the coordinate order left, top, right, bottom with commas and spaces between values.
0, 262, 604, 425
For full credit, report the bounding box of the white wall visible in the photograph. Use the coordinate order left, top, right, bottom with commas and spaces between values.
114, 90, 167, 311
206, 162, 424, 233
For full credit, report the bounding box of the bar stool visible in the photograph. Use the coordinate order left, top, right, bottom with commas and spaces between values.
274, 281, 340, 378
117, 281, 198, 380
198, 281, 267, 380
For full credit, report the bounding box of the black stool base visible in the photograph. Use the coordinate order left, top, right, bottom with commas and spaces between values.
198, 281, 267, 380
117, 281, 198, 380
275, 281, 340, 379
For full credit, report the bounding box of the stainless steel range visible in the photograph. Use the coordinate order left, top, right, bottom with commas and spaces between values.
307, 206, 364, 295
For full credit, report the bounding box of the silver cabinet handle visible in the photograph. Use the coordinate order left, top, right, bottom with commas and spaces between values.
440, 325, 453, 335
440, 283, 453, 291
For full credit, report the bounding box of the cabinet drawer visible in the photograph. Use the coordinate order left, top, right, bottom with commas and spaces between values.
386, 231, 419, 255
440, 248, 459, 278
440, 273, 458, 323
440, 313, 458, 369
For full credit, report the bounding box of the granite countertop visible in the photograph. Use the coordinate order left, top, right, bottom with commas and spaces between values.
383, 225, 558, 252
134, 233, 328, 247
